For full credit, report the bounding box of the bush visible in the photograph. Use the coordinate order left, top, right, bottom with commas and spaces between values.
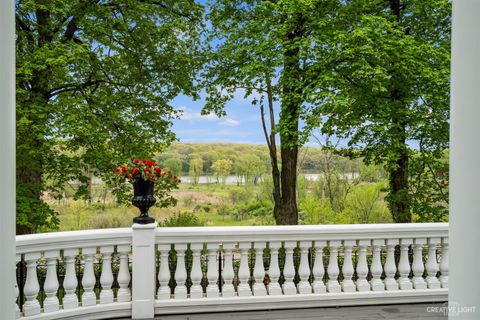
160, 211, 204, 227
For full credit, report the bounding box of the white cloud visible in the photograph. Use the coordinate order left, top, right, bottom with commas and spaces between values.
177, 106, 219, 121
223, 118, 240, 126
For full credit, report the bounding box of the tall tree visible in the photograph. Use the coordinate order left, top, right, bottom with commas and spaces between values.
16, 0, 203, 233
203, 0, 340, 224
317, 0, 451, 222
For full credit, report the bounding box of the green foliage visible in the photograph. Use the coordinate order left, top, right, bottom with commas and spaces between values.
189, 157, 204, 184
160, 211, 203, 227
15, 0, 204, 232
211, 158, 233, 184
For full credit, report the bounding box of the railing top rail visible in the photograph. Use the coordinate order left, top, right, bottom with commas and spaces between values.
155, 223, 449, 244
16, 228, 132, 254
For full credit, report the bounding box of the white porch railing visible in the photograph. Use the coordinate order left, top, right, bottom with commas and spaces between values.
15, 223, 448, 319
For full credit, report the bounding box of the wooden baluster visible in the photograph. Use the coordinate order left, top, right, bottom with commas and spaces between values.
43, 250, 60, 312
297, 241, 312, 294
174, 244, 188, 299
237, 242, 252, 296
370, 240, 385, 291
398, 239, 413, 290
116, 245, 131, 302
439, 238, 449, 288
283, 241, 297, 295
23, 252, 41, 316
81, 247, 97, 306
15, 255, 21, 318
157, 244, 171, 299
412, 239, 427, 289
189, 243, 204, 299
356, 240, 370, 292
312, 241, 326, 294
206, 243, 219, 298
426, 238, 441, 289
100, 246, 114, 304
327, 240, 341, 293
341, 240, 356, 292
253, 242, 267, 296
267, 241, 282, 296
384, 239, 399, 291
63, 249, 79, 309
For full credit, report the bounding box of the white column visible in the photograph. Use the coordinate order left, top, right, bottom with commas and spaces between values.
0, 1, 15, 318
451, 0, 480, 313
312, 241, 326, 294
282, 241, 297, 295
267, 241, 282, 296
237, 242, 252, 296
99, 246, 114, 304
439, 238, 449, 288
81, 247, 97, 307
426, 238, 441, 289
157, 244, 171, 300
326, 241, 341, 293
174, 244, 188, 299
297, 241, 312, 294
206, 243, 219, 298
398, 239, 413, 290
370, 239, 385, 291
62, 249, 79, 309
189, 243, 204, 299
43, 250, 60, 312
341, 240, 355, 292
116, 245, 131, 302
356, 240, 370, 292
412, 239, 427, 290
23, 252, 41, 316
15, 255, 21, 319
252, 242, 267, 296
132, 222, 157, 319
384, 239, 399, 291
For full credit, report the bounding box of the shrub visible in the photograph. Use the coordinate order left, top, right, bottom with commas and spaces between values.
160, 211, 204, 227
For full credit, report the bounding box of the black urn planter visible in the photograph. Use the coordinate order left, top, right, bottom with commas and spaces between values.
132, 176, 156, 224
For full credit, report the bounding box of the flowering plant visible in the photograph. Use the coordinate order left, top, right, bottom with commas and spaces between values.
113, 159, 180, 208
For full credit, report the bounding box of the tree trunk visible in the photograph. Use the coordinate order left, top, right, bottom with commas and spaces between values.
388, 150, 411, 222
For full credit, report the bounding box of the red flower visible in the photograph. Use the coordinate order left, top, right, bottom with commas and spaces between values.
146, 172, 151, 177
133, 159, 139, 164
144, 167, 151, 172
146, 160, 154, 167
155, 168, 162, 176
127, 174, 132, 179
173, 176, 177, 181
114, 168, 120, 175
132, 167, 140, 175
120, 165, 127, 173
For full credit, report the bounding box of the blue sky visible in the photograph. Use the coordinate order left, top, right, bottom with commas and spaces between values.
170, 89, 279, 145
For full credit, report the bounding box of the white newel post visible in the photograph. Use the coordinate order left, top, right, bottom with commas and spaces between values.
132, 222, 157, 319
384, 239, 399, 291
267, 241, 282, 296
341, 240, 355, 292
43, 250, 60, 312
